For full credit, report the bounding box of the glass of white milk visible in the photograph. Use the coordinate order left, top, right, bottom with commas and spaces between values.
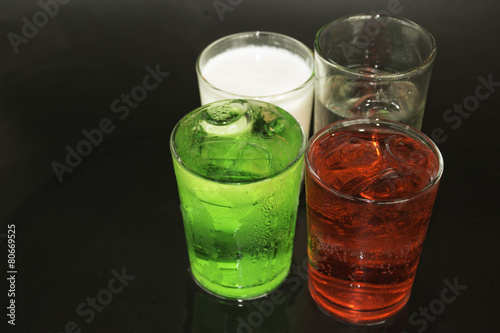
196, 31, 314, 138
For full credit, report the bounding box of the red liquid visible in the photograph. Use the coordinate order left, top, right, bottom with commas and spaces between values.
306, 125, 440, 324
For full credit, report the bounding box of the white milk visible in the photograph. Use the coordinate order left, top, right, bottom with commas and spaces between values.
199, 45, 314, 137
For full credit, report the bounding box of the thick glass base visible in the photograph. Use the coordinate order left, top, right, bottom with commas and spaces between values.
308, 278, 411, 325
191, 267, 290, 301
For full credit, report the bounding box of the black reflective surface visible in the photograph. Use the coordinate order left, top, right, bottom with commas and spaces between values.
1, 0, 499, 332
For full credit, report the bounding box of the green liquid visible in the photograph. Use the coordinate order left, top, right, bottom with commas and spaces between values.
171, 100, 304, 299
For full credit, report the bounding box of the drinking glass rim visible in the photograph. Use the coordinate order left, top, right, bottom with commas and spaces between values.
305, 118, 444, 204
314, 13, 437, 80
196, 31, 315, 99
170, 99, 307, 185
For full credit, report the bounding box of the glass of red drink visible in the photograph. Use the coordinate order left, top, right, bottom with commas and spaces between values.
305, 118, 443, 325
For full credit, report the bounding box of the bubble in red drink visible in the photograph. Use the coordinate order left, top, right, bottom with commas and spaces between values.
305, 119, 443, 324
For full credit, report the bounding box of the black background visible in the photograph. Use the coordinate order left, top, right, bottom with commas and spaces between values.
1, 0, 499, 332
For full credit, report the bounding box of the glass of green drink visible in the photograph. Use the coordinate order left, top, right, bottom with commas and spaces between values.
171, 99, 305, 300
